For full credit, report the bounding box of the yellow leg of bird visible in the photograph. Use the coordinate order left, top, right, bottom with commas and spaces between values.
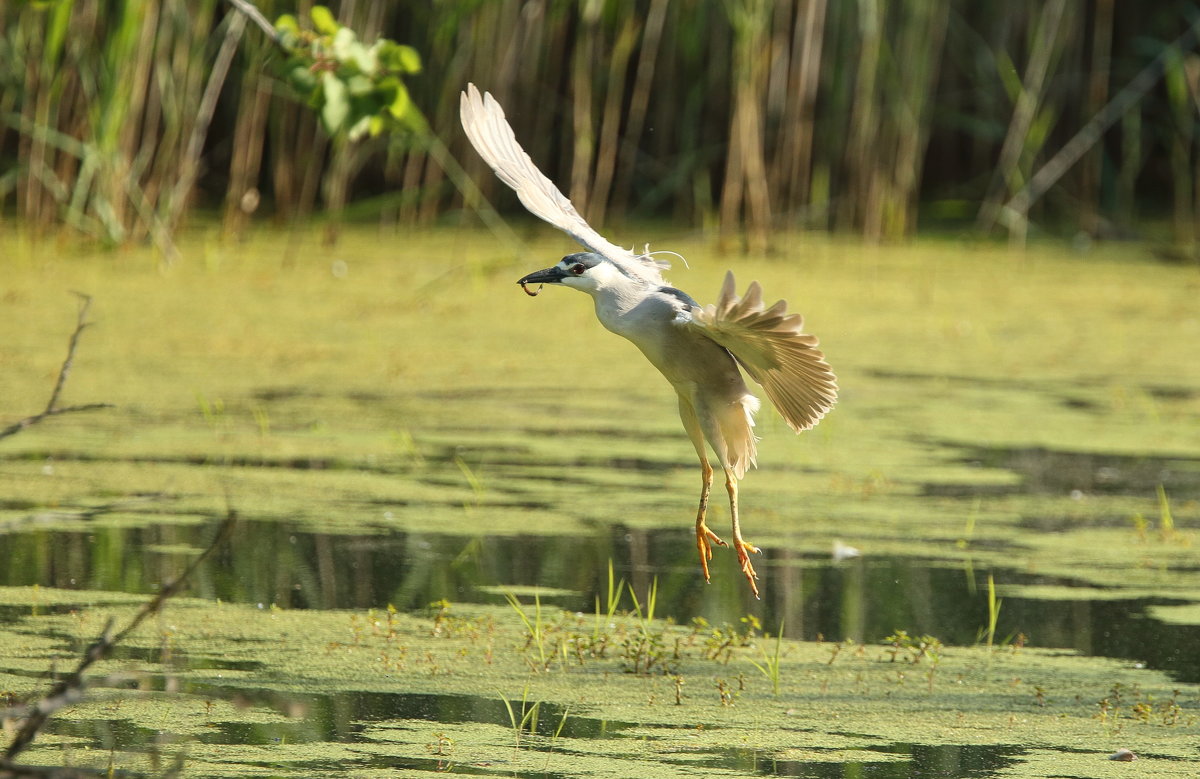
695, 458, 726, 582
726, 469, 761, 598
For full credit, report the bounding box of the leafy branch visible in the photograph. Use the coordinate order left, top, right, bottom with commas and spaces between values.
226, 0, 424, 141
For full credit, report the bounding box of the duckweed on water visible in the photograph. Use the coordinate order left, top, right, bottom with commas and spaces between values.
1, 230, 1198, 775
1, 586, 1198, 776
1147, 603, 1200, 626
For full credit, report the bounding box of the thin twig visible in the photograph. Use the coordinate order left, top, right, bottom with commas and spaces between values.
1, 511, 237, 765
0, 294, 112, 442
44, 293, 90, 412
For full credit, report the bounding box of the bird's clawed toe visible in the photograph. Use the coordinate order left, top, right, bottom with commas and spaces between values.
735, 540, 761, 599
696, 522, 728, 582
695, 522, 761, 597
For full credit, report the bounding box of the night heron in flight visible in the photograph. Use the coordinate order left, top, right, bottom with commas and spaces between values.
460, 84, 837, 598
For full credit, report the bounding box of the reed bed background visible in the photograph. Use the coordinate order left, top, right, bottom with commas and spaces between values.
1, 0, 1198, 250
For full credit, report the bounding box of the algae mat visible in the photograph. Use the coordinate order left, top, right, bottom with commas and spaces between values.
1, 588, 1198, 777
0, 228, 1198, 775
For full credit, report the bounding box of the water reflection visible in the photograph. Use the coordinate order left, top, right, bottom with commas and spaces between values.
2, 519, 1198, 682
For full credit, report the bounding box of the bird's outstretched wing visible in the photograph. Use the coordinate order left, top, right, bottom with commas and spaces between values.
688, 271, 837, 433
460, 83, 668, 287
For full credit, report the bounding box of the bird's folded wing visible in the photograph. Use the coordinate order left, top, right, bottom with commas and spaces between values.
459, 84, 667, 286
688, 271, 837, 433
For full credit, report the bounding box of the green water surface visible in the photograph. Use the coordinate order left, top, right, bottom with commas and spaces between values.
0, 227, 1197, 776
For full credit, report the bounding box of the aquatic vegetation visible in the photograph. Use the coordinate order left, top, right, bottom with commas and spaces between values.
747, 620, 785, 696
693, 616, 758, 664
0, 588, 1196, 776
504, 591, 550, 672
883, 630, 943, 665
621, 578, 676, 675
497, 684, 541, 749
982, 574, 1002, 652
592, 558, 625, 646
1, 230, 1198, 775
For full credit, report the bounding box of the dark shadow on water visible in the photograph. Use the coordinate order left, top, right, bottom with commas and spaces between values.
50, 679, 1025, 778
865, 370, 1200, 410
923, 442, 1200, 499
187, 687, 630, 745
691, 742, 1023, 777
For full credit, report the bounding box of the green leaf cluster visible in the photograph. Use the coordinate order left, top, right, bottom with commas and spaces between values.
274, 5, 424, 141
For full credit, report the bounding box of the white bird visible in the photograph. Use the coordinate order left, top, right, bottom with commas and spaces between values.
460, 84, 837, 597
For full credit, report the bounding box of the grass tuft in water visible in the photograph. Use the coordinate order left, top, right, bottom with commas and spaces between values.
1158, 483, 1176, 539
504, 590, 548, 672
981, 573, 1002, 655
497, 684, 540, 749
748, 619, 785, 696
592, 558, 625, 646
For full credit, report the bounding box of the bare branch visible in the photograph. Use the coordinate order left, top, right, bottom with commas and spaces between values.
0, 294, 113, 442
1, 511, 237, 766
41, 292, 89, 413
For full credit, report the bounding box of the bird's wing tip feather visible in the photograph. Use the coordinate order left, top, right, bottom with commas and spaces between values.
459, 84, 669, 287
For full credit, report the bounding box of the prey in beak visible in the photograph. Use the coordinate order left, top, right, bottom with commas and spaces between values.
517, 266, 566, 297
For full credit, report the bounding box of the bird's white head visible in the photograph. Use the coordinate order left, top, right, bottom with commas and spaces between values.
517, 252, 636, 297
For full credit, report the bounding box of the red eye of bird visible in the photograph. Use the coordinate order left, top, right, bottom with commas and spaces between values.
572, 263, 586, 275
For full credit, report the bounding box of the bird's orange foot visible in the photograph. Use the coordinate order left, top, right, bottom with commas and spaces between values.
696, 522, 728, 582
735, 540, 761, 599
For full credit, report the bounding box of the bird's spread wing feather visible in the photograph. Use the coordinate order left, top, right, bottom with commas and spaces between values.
687, 271, 837, 433
460, 84, 667, 286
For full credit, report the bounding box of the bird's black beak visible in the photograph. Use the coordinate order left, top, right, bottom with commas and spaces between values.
517, 266, 567, 286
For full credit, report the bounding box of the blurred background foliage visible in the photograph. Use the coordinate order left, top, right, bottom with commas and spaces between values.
2, 0, 1200, 252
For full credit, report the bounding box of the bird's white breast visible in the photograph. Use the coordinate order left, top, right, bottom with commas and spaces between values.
590, 285, 746, 401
